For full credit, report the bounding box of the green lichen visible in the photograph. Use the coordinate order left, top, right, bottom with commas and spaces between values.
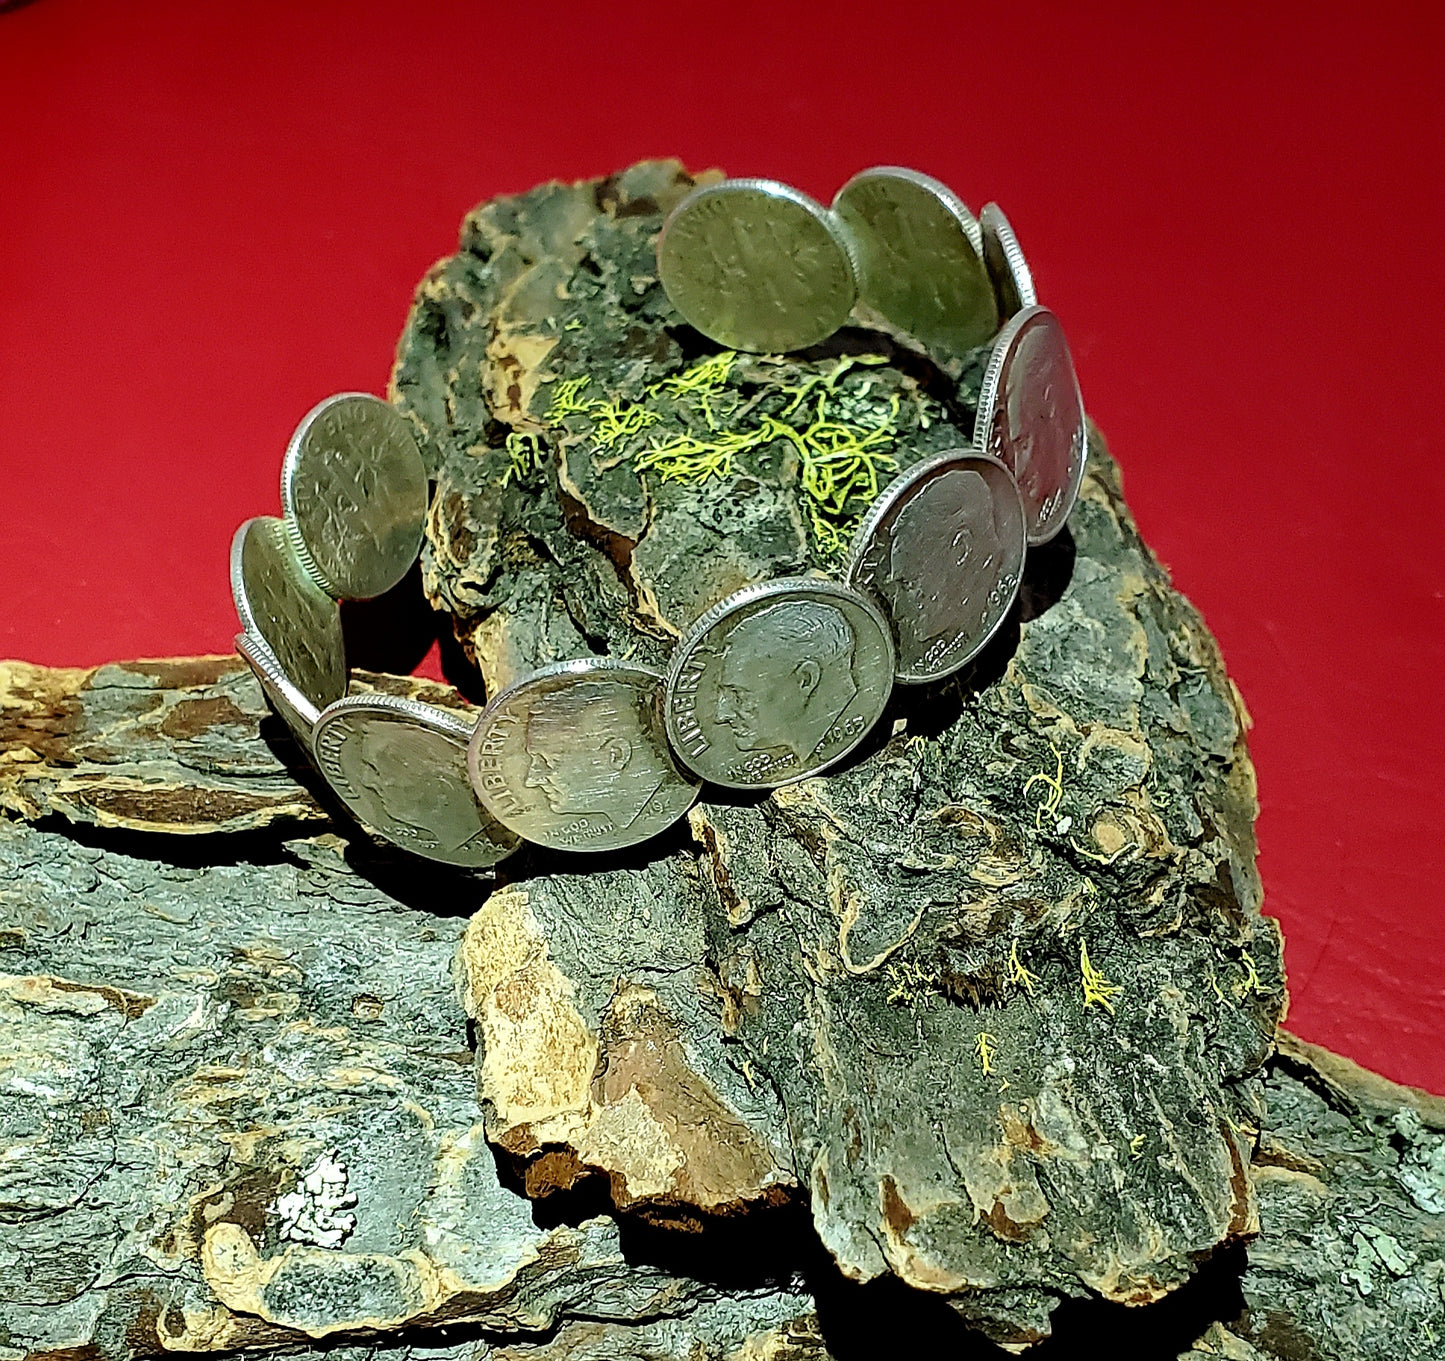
1394, 1107, 1445, 1215
502, 430, 545, 486
546, 350, 917, 562
1079, 939, 1122, 1014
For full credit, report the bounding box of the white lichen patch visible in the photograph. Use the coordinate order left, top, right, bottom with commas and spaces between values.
270, 1148, 357, 1248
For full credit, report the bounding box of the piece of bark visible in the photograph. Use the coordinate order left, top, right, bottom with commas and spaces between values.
390, 161, 1286, 1342
0, 658, 472, 837
2, 659, 1442, 1358
0, 810, 816, 1357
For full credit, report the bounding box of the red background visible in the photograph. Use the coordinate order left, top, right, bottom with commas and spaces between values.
1, 1, 1441, 1092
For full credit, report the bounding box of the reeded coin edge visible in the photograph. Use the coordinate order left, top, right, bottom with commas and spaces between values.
980, 202, 1038, 314
833, 165, 985, 258
662, 575, 897, 791
279, 391, 428, 602
974, 305, 1086, 548
315, 689, 477, 743
842, 451, 1029, 684
229, 518, 263, 638
658, 178, 859, 354
235, 630, 322, 735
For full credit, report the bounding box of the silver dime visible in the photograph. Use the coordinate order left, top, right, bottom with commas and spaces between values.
230, 516, 346, 709
658, 179, 857, 353
831, 166, 997, 353
235, 630, 320, 748
664, 578, 895, 790
975, 305, 1087, 547
313, 693, 519, 868
468, 658, 700, 853
280, 392, 429, 600
979, 202, 1037, 320
846, 451, 1027, 683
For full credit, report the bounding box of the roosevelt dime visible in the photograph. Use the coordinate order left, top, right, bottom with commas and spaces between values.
974, 305, 1087, 546
468, 658, 700, 853
313, 693, 519, 869
658, 179, 857, 353
664, 578, 895, 790
280, 392, 429, 600
846, 451, 1027, 683
230, 516, 346, 709
235, 630, 321, 749
979, 202, 1037, 320
831, 166, 997, 353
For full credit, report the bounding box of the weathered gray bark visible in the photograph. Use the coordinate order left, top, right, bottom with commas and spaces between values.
387, 161, 1285, 1344
1, 658, 1442, 1359
0, 660, 818, 1357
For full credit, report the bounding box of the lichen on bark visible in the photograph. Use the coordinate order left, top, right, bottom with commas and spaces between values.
387, 161, 1288, 1343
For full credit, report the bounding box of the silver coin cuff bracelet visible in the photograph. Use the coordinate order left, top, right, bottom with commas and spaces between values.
231, 166, 1088, 867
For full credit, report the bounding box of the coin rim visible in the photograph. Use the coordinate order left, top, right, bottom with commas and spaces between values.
833, 164, 985, 257
279, 391, 429, 601
230, 514, 347, 707
843, 450, 1028, 683
467, 656, 700, 852
973, 305, 1087, 548
979, 202, 1038, 317
235, 629, 321, 743
663, 575, 897, 791
313, 690, 521, 866
658, 178, 859, 353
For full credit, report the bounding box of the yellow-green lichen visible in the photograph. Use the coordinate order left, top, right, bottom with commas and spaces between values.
546, 351, 915, 561
884, 958, 942, 1007
1007, 939, 1039, 997
1024, 742, 1068, 834
503, 430, 545, 486
1079, 939, 1122, 1013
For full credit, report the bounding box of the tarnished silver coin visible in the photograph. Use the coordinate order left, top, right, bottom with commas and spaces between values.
846, 451, 1027, 683
313, 693, 519, 868
980, 202, 1037, 320
230, 516, 346, 709
664, 578, 895, 790
831, 166, 997, 353
658, 179, 857, 353
235, 630, 320, 748
468, 659, 700, 853
280, 393, 429, 600
975, 305, 1087, 546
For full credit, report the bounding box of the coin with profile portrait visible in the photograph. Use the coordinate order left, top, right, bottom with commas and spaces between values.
664, 578, 895, 791
846, 451, 1027, 683
974, 305, 1087, 547
468, 658, 701, 853
313, 693, 519, 869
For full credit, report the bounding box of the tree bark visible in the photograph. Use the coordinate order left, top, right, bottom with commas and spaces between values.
1, 657, 1442, 1359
